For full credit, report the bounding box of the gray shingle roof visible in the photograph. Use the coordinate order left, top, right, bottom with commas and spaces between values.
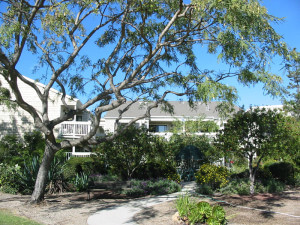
105, 101, 239, 119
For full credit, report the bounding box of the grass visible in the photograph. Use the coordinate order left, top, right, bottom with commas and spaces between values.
0, 209, 42, 225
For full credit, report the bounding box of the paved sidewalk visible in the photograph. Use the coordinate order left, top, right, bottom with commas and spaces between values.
87, 182, 196, 225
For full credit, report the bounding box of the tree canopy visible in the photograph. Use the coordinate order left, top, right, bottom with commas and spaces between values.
0, 0, 295, 202
214, 107, 296, 194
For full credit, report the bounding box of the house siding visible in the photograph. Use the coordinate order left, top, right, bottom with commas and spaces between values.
0, 76, 84, 138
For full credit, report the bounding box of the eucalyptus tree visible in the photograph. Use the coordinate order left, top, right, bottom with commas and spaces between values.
0, 0, 293, 203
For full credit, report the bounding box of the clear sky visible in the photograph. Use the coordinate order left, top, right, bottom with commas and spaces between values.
233, 0, 300, 108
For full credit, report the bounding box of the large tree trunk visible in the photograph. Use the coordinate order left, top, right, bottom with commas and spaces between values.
30, 142, 55, 203
248, 154, 255, 195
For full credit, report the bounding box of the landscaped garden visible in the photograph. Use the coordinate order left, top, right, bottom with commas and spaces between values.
0, 108, 299, 224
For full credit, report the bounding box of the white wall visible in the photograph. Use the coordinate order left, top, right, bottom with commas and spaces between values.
0, 76, 79, 138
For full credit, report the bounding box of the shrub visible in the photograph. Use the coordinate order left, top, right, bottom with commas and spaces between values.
71, 172, 91, 192
131, 161, 179, 181
176, 195, 227, 225
261, 179, 285, 193
231, 166, 272, 181
63, 157, 105, 180
219, 178, 285, 195
195, 164, 229, 190
0, 163, 21, 194
19, 156, 40, 194
196, 184, 214, 195
265, 162, 295, 185
122, 179, 181, 197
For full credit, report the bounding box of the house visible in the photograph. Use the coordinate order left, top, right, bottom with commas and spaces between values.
0, 74, 239, 159
103, 101, 239, 139
0, 75, 94, 158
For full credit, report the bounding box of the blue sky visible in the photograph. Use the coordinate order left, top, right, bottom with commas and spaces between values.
234, 0, 300, 108
8, 0, 300, 109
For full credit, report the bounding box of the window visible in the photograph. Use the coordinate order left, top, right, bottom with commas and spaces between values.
149, 125, 168, 132
76, 115, 83, 121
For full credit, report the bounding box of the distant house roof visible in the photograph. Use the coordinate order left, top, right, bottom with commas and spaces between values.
105, 101, 239, 119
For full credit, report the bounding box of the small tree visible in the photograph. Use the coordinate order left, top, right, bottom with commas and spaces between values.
95, 125, 165, 179
215, 107, 292, 195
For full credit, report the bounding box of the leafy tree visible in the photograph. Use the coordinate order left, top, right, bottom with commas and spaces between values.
171, 117, 219, 133
215, 108, 295, 194
95, 126, 166, 179
284, 50, 300, 120
169, 134, 219, 164
0, 0, 294, 202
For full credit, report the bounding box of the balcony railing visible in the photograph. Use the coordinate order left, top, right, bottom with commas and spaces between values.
65, 152, 95, 160
60, 121, 91, 138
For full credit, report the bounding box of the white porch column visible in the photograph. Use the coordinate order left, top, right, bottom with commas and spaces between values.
72, 146, 76, 153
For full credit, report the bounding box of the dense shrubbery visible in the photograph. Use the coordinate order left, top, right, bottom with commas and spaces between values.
122, 179, 181, 197
0, 131, 45, 166
176, 195, 227, 225
195, 164, 229, 190
264, 162, 295, 185
63, 157, 106, 180
131, 162, 180, 182
219, 178, 285, 195
0, 163, 21, 194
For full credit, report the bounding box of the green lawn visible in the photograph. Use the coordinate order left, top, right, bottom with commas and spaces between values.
0, 209, 42, 225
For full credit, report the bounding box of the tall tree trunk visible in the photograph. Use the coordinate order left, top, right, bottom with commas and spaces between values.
248, 154, 255, 195
30, 142, 55, 203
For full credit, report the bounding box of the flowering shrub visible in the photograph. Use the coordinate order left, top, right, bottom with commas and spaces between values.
195, 164, 229, 190
166, 171, 181, 184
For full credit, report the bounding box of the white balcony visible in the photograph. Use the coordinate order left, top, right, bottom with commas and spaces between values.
65, 152, 95, 160
60, 121, 91, 138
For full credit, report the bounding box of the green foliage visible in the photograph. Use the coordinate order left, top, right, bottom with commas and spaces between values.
131, 161, 179, 181
176, 195, 227, 225
71, 173, 90, 192
63, 157, 104, 180
196, 184, 214, 195
0, 0, 295, 200
171, 117, 219, 133
264, 162, 295, 185
19, 156, 40, 194
0, 132, 45, 166
122, 179, 181, 197
215, 107, 295, 194
231, 166, 273, 181
195, 164, 229, 190
219, 178, 285, 195
96, 126, 170, 180
0, 163, 21, 194
170, 134, 219, 164
284, 50, 300, 120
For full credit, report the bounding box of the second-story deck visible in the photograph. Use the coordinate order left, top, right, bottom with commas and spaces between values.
59, 121, 91, 138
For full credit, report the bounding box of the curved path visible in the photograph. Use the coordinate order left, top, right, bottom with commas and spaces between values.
87, 182, 196, 225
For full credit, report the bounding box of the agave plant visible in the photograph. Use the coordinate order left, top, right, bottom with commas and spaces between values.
47, 157, 68, 194
72, 172, 90, 192
19, 156, 40, 193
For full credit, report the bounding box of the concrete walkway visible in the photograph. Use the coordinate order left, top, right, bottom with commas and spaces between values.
87, 182, 196, 225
